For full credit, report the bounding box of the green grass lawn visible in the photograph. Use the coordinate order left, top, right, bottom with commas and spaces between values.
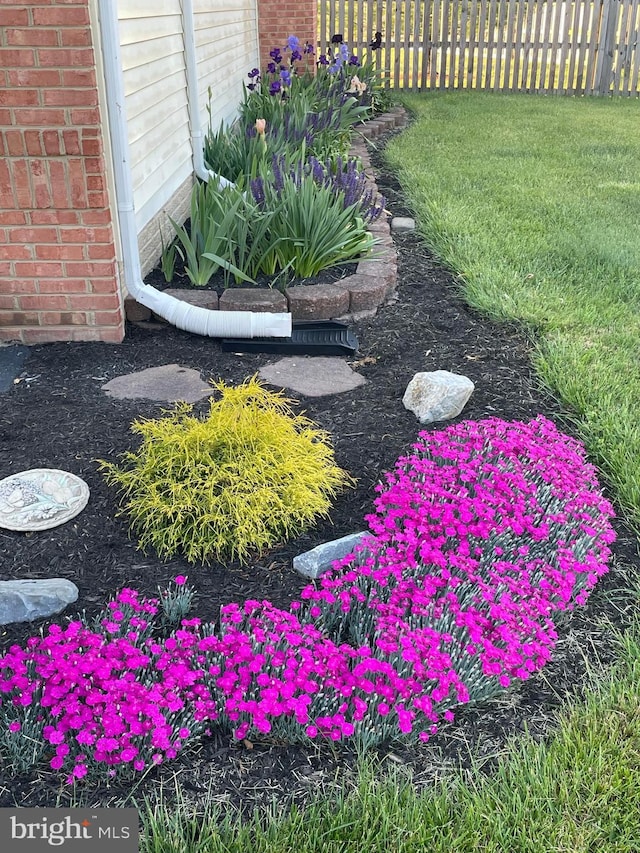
385, 92, 640, 526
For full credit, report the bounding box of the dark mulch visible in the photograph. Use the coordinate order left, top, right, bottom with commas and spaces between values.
1, 133, 639, 813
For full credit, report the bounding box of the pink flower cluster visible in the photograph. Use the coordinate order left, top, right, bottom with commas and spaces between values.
0, 417, 615, 781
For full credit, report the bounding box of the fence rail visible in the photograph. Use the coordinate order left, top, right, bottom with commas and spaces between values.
318, 0, 640, 94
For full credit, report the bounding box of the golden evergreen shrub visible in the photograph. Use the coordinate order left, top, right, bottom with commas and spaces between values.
99, 376, 352, 564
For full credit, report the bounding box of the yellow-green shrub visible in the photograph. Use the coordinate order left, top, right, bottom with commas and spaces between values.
99, 376, 352, 564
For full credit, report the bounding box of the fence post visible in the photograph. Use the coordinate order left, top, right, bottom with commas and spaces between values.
593, 0, 619, 93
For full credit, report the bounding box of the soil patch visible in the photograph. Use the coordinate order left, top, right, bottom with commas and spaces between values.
0, 134, 638, 813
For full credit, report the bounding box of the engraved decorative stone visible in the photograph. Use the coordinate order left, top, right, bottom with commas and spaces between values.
0, 469, 89, 531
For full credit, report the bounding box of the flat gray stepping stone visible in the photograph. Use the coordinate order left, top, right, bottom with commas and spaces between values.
391, 216, 416, 233
0, 345, 29, 393
259, 357, 366, 397
102, 364, 214, 402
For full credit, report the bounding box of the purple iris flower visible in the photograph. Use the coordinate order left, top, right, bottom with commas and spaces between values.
304, 42, 314, 55
248, 68, 260, 79
291, 49, 302, 62
269, 80, 282, 95
280, 68, 292, 87
317, 54, 329, 66
349, 54, 360, 66
286, 35, 301, 52
267, 61, 277, 74
269, 48, 283, 63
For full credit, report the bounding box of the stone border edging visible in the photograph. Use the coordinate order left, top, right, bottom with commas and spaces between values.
125, 106, 407, 325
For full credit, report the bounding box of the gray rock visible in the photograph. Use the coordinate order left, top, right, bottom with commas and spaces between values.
390, 216, 416, 234
0, 579, 79, 625
403, 370, 474, 424
293, 531, 370, 579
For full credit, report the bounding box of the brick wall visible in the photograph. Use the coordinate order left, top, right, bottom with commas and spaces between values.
256, 0, 316, 70
0, 0, 124, 344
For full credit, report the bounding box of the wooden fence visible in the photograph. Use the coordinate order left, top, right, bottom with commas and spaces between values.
318, 0, 640, 94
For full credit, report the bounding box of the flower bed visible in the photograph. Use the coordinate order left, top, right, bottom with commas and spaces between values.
0, 416, 615, 783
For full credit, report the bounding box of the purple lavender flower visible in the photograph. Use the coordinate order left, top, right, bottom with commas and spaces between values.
250, 177, 265, 207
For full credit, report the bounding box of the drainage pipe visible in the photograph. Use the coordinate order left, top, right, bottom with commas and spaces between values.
96, 0, 291, 338
181, 0, 236, 190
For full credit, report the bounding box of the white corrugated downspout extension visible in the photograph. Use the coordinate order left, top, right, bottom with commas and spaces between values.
97, 0, 291, 338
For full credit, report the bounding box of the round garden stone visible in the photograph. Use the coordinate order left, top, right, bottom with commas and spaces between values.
0, 469, 89, 531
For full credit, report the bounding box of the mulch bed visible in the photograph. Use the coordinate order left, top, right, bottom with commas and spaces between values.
1, 132, 638, 813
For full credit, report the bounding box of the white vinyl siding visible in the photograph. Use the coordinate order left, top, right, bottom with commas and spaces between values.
117, 1, 259, 235
194, 1, 260, 133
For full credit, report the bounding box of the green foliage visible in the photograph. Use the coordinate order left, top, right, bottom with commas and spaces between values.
99, 377, 352, 564
159, 227, 177, 283
170, 181, 254, 286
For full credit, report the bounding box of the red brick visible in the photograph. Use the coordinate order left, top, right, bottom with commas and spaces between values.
68, 159, 88, 208
62, 129, 81, 154
61, 226, 111, 243
0, 49, 36, 67
31, 161, 53, 209
87, 244, 115, 260
81, 209, 111, 225
20, 294, 68, 311
42, 311, 88, 325
38, 279, 87, 294
0, 89, 39, 106
10, 227, 58, 243
30, 210, 78, 225
92, 309, 123, 326
83, 157, 102, 174
0, 262, 12, 276
7, 28, 59, 47
15, 108, 65, 126
61, 68, 95, 87
0, 211, 27, 226
44, 88, 97, 106
12, 160, 33, 208
1, 279, 38, 294
60, 27, 91, 47
33, 6, 89, 26
66, 261, 114, 277
71, 327, 124, 343
7, 69, 61, 87
15, 261, 64, 277
0, 296, 18, 310
86, 175, 104, 191
37, 48, 93, 67
37, 244, 85, 260
20, 328, 75, 344
89, 278, 119, 293
81, 127, 99, 137
70, 107, 99, 125
87, 191, 108, 208
49, 161, 70, 208
0, 9, 29, 26
4, 130, 26, 156
25, 131, 43, 156
68, 293, 120, 310
0, 244, 33, 260
0, 312, 40, 327
43, 130, 61, 155
80, 138, 101, 156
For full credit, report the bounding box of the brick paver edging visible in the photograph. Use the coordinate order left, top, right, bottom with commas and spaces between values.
125, 106, 407, 326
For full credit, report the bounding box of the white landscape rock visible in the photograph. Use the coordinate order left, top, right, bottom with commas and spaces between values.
293, 531, 370, 580
0, 579, 79, 625
403, 370, 474, 424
